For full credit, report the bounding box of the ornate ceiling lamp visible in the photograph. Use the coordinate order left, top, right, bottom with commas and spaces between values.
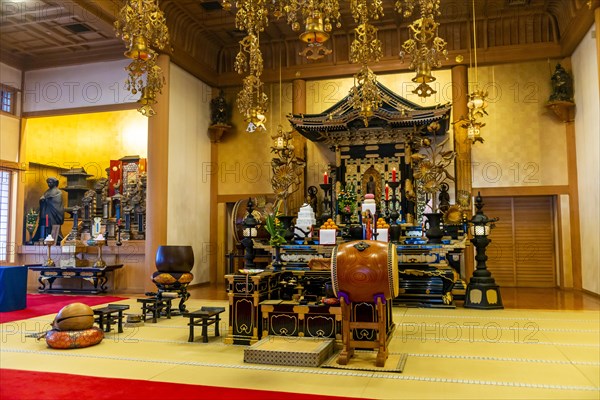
135, 59, 166, 117
114, 0, 170, 61
399, 0, 448, 98
294, 1, 341, 60
222, 0, 344, 127
462, 0, 489, 144
222, 0, 270, 131
347, 0, 384, 126
115, 0, 170, 117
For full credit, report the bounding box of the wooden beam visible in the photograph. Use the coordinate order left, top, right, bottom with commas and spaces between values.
473, 186, 570, 197
23, 102, 138, 118
216, 43, 563, 87
560, 1, 600, 56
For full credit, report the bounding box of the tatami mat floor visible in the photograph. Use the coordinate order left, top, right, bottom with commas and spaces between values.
1, 296, 599, 399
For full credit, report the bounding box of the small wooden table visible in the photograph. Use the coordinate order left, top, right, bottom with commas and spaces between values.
94, 304, 130, 333
183, 307, 226, 343
137, 297, 172, 323
28, 265, 124, 294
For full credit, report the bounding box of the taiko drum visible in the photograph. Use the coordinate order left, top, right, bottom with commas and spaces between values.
331, 240, 399, 303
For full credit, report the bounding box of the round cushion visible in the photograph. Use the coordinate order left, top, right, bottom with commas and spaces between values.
45, 327, 104, 349
53, 303, 94, 331
152, 272, 194, 286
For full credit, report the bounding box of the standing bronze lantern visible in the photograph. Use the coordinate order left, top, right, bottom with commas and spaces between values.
464, 193, 503, 309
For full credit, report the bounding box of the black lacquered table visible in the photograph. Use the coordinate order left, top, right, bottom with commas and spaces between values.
28, 264, 123, 294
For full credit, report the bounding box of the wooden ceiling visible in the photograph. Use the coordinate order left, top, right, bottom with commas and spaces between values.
1, 0, 597, 87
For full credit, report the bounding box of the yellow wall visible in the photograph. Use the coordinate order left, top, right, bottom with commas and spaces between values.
471, 61, 568, 188
23, 110, 148, 179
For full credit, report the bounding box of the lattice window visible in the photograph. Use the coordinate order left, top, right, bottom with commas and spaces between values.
0, 84, 17, 115
0, 170, 11, 262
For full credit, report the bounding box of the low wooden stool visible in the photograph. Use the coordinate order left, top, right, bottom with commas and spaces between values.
183, 307, 225, 343
137, 297, 172, 323
94, 304, 130, 333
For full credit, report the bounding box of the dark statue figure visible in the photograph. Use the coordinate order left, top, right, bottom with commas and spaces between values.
549, 63, 574, 103
438, 182, 451, 213
210, 90, 229, 125
366, 176, 376, 195
32, 177, 65, 242
306, 186, 318, 213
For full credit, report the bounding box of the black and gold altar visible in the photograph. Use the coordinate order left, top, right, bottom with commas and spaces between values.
464, 193, 503, 309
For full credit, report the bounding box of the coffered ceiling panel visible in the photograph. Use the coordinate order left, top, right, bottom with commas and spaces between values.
0, 0, 597, 87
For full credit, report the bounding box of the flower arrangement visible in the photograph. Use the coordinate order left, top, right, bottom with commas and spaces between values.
337, 185, 357, 215
26, 209, 38, 230
264, 213, 287, 247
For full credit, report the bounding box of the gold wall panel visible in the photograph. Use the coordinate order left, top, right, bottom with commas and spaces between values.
217, 83, 294, 197
471, 61, 568, 188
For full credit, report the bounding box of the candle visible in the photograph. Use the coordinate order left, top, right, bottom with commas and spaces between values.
323, 172, 328, 184
45, 214, 49, 227
385, 184, 389, 200
116, 204, 120, 220
392, 168, 397, 182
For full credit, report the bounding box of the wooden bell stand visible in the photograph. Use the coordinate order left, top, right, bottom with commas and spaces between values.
337, 292, 389, 368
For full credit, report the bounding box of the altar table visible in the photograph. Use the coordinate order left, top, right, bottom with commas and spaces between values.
28, 265, 124, 294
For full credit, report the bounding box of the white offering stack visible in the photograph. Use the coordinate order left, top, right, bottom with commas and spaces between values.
295, 203, 316, 238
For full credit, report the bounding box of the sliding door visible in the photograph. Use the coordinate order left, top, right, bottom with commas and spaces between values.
484, 196, 556, 287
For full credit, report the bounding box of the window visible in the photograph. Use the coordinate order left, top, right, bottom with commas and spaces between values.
0, 170, 11, 262
0, 84, 17, 115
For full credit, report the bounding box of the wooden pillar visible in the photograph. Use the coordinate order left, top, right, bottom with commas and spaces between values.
208, 101, 229, 284
596, 8, 600, 94
144, 54, 170, 293
451, 65, 474, 279
292, 79, 307, 213
452, 65, 471, 199
566, 119, 582, 290
292, 79, 306, 114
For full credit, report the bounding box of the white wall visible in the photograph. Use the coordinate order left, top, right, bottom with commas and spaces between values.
0, 62, 22, 163
572, 26, 600, 295
0, 62, 22, 89
23, 59, 135, 113
166, 63, 212, 284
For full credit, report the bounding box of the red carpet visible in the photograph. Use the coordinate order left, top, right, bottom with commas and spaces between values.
0, 369, 368, 400
0, 294, 127, 323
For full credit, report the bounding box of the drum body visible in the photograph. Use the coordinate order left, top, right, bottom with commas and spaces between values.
331, 240, 398, 303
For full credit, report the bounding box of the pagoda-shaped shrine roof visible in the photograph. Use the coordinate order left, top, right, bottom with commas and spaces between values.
288, 82, 451, 146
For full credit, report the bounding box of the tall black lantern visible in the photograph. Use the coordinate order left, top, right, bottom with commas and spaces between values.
241, 198, 258, 269
464, 192, 504, 309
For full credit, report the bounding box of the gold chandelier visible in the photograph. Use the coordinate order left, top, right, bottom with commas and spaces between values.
399, 0, 448, 98
115, 0, 170, 117
462, 0, 489, 144
220, 1, 444, 125
348, 0, 384, 126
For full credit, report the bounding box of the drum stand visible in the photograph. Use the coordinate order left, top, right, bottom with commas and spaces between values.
337, 294, 389, 368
